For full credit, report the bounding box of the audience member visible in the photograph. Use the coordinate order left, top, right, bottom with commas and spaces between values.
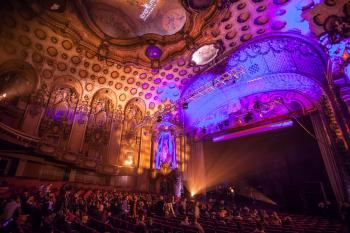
0, 183, 343, 233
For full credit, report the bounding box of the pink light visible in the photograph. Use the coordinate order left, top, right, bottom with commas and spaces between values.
212, 120, 293, 142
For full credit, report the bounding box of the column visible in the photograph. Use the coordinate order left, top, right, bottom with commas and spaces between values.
67, 102, 89, 153
107, 119, 122, 165
20, 105, 45, 136
69, 169, 76, 182
310, 112, 347, 202
15, 159, 27, 177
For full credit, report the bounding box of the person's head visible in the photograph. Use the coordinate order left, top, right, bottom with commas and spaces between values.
98, 204, 104, 211
184, 216, 189, 222
14, 195, 20, 203
139, 215, 145, 223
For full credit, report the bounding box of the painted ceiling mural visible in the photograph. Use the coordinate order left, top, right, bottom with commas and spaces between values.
80, 0, 188, 38
0, 0, 347, 129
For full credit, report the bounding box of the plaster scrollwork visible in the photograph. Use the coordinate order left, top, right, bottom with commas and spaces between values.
119, 102, 143, 166
28, 84, 50, 116
320, 95, 348, 152
83, 91, 116, 162
38, 86, 79, 152
75, 95, 90, 125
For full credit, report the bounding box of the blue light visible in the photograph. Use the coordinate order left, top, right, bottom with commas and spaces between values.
181, 34, 326, 134
154, 130, 177, 169
345, 64, 350, 81
271, 0, 323, 35
158, 86, 180, 102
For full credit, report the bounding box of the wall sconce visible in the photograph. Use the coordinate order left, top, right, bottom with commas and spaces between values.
124, 155, 134, 166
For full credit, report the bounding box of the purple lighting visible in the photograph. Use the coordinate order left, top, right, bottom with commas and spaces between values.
154, 130, 177, 170
212, 120, 293, 142
146, 45, 162, 60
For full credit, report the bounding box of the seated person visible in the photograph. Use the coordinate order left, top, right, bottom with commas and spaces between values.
270, 211, 282, 225
192, 218, 205, 233
135, 215, 148, 233
180, 216, 190, 226
254, 222, 266, 233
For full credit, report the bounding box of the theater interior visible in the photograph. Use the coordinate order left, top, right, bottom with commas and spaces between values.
0, 0, 350, 232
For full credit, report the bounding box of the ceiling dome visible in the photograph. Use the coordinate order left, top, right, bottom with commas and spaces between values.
80, 0, 187, 39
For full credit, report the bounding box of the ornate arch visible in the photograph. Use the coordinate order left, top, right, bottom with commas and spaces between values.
124, 97, 146, 116
90, 88, 118, 112
0, 59, 39, 99
82, 88, 117, 162
0, 60, 39, 129
118, 98, 146, 166
181, 32, 329, 134
52, 75, 84, 99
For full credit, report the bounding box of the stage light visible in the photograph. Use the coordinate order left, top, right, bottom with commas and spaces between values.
182, 102, 188, 109
243, 112, 253, 123
253, 101, 261, 110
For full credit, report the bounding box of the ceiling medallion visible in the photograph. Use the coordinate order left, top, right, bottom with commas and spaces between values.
68, 0, 218, 66
191, 44, 219, 65
76, 0, 188, 39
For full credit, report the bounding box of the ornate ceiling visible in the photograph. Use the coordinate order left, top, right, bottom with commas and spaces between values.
0, 0, 347, 116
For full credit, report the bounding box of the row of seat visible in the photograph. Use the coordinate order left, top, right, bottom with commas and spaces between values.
72, 212, 342, 233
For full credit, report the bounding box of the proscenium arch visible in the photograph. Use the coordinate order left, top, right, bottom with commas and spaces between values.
183, 32, 328, 96
181, 32, 330, 129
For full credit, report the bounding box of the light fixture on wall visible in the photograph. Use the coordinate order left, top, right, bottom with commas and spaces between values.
124, 155, 134, 166
0, 93, 7, 101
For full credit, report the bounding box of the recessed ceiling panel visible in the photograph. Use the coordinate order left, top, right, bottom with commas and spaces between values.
83, 0, 187, 39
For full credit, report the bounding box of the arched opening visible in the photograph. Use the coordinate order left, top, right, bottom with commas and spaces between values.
119, 98, 145, 167
0, 60, 38, 129
84, 88, 117, 162
38, 76, 81, 149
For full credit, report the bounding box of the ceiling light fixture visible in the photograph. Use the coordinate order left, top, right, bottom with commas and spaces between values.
191, 44, 219, 65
